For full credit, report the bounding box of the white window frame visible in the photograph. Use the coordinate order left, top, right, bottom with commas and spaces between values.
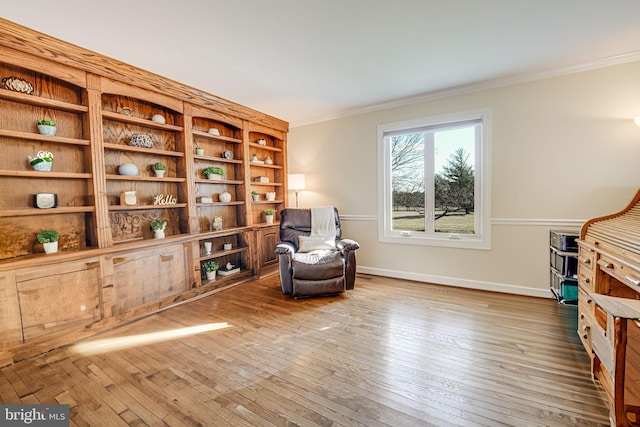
377, 108, 492, 250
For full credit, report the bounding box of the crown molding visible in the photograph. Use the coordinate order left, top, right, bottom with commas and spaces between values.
290, 50, 640, 129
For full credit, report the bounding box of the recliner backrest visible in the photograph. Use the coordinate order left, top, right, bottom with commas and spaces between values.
279, 208, 342, 250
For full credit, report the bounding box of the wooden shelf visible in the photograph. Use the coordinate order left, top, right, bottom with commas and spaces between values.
105, 174, 186, 183
248, 142, 283, 152
193, 227, 252, 239
103, 143, 185, 157
0, 88, 88, 113
196, 201, 245, 207
250, 182, 284, 187
249, 162, 283, 170
192, 130, 242, 144
0, 170, 92, 179
102, 110, 183, 132
195, 178, 244, 185
199, 246, 248, 261
0, 129, 90, 146
193, 155, 243, 165
0, 206, 95, 217
108, 203, 188, 211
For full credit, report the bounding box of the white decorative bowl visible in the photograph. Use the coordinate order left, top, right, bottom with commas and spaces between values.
151, 114, 166, 124
118, 163, 139, 176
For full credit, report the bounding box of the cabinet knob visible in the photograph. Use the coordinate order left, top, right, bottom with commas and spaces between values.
582, 258, 591, 264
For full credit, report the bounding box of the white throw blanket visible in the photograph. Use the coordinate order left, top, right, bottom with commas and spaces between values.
311, 206, 336, 239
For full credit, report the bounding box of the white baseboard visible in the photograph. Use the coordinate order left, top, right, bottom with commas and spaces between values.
356, 266, 552, 299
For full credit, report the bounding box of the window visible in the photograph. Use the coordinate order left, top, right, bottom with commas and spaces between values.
377, 108, 491, 249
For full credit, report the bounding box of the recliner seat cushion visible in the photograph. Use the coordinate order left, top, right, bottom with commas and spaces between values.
292, 251, 344, 281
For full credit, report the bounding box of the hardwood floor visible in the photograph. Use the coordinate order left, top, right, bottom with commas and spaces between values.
0, 274, 609, 426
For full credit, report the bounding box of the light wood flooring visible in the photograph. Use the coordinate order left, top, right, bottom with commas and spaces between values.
0, 274, 609, 426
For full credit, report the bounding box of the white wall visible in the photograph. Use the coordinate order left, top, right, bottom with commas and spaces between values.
287, 61, 640, 297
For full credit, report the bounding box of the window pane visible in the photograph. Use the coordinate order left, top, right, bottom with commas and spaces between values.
390, 133, 425, 231
433, 127, 475, 234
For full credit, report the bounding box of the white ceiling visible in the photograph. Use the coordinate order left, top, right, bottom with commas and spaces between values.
3, 1, 640, 127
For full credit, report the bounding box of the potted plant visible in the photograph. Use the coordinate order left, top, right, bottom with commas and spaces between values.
195, 145, 204, 156
263, 208, 275, 225
152, 162, 166, 178
28, 150, 53, 171
37, 229, 59, 254
251, 191, 259, 202
36, 119, 56, 136
223, 241, 232, 250
251, 152, 258, 162
202, 260, 219, 280
203, 166, 224, 180
150, 219, 167, 239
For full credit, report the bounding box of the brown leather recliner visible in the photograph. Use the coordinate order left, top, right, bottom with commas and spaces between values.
275, 208, 360, 298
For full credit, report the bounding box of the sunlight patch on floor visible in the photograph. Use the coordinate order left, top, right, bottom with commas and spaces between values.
72, 322, 232, 355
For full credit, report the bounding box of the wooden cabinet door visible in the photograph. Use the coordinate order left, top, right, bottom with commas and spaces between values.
257, 226, 279, 274
15, 259, 102, 342
106, 243, 189, 316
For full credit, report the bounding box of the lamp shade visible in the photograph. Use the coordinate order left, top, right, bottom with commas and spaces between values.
288, 174, 306, 191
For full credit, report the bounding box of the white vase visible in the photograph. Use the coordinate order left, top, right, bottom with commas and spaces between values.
196, 148, 204, 156
223, 243, 232, 250
154, 169, 165, 178
154, 229, 165, 239
206, 270, 216, 280
43, 241, 58, 254
219, 191, 232, 203
265, 215, 274, 225
204, 241, 212, 255
252, 194, 259, 201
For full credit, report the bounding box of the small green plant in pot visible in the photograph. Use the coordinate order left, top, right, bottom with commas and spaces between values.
150, 219, 167, 239
202, 260, 219, 280
203, 166, 224, 180
251, 191, 259, 201
36, 119, 57, 136
263, 209, 275, 225
152, 162, 166, 177
37, 229, 59, 254
195, 145, 204, 155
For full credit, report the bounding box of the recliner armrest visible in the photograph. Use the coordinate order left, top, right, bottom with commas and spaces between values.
336, 238, 360, 252
275, 242, 297, 255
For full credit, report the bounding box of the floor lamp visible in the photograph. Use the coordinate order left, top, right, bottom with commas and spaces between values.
288, 174, 306, 207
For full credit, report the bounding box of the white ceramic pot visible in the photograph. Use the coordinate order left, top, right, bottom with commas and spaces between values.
265, 215, 274, 225
206, 270, 216, 280
31, 160, 52, 172
154, 229, 165, 239
208, 128, 220, 135
219, 191, 232, 203
252, 194, 259, 201
154, 169, 165, 178
37, 125, 56, 136
207, 174, 222, 180
266, 192, 276, 201
195, 148, 204, 156
119, 163, 138, 176
43, 241, 58, 254
223, 243, 232, 250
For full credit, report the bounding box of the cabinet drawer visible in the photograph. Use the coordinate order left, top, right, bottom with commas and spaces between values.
598, 255, 640, 291
578, 247, 596, 273
578, 264, 595, 293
